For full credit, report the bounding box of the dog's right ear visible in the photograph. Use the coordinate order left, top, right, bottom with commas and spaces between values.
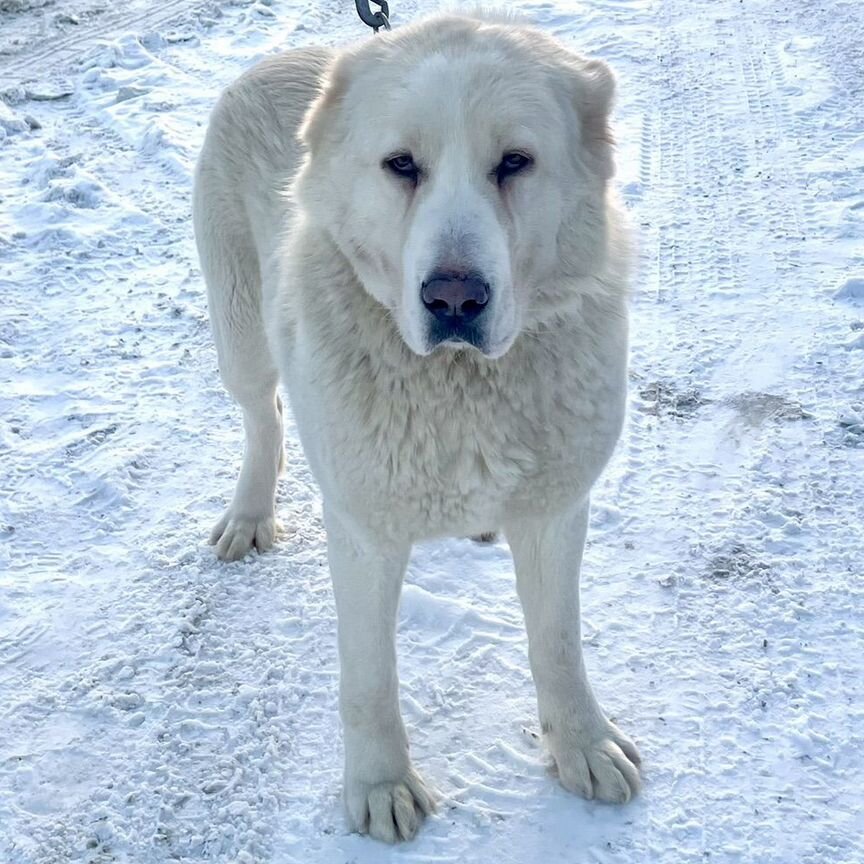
299, 57, 352, 152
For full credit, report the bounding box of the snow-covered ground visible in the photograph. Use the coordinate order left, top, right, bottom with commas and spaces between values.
1, 0, 863, 861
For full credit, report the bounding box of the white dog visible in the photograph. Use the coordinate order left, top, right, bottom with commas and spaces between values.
193, 11, 640, 844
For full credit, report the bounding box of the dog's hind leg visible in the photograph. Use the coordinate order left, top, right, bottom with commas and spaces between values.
197, 205, 284, 561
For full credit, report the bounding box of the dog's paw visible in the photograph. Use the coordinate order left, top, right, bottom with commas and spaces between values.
345, 767, 435, 844
547, 719, 641, 804
209, 509, 281, 561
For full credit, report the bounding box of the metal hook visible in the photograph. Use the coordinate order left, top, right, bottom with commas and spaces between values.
354, 0, 391, 32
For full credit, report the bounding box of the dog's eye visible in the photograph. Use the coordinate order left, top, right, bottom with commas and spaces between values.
495, 151, 533, 184
384, 152, 419, 183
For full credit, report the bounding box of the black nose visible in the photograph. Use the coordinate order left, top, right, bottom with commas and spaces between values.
421, 270, 490, 324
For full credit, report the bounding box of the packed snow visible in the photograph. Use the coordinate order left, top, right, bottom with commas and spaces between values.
1, 0, 863, 862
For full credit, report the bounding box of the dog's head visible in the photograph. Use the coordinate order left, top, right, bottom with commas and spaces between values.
294, 13, 618, 358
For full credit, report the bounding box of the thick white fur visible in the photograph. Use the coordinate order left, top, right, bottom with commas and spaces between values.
193, 12, 640, 844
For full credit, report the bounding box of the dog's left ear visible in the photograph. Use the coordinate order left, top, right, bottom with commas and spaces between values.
567, 57, 617, 181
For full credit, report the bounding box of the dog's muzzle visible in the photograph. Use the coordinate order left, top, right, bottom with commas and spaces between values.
421, 269, 490, 350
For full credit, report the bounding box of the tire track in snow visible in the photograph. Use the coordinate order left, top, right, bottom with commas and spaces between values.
738, 26, 806, 278
0, 0, 202, 91
614, 2, 864, 862
0, 4, 333, 860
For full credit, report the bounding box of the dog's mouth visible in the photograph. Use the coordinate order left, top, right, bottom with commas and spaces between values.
427, 320, 486, 353
422, 319, 520, 360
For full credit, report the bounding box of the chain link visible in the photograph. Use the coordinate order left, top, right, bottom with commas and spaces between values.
354, 0, 391, 32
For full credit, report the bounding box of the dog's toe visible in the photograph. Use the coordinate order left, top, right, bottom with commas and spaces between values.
209, 510, 281, 561
346, 768, 435, 844
548, 720, 641, 804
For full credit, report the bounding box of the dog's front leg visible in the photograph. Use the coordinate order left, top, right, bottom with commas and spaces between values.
325, 512, 435, 843
506, 499, 642, 803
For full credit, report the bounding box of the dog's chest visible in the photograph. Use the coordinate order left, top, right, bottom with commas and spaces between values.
292, 326, 626, 537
